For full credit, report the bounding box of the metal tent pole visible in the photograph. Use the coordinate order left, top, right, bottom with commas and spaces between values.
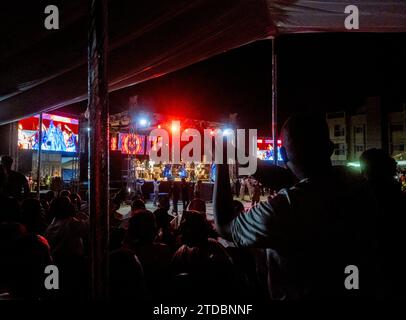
36, 113, 43, 199
271, 38, 278, 165
88, 0, 109, 300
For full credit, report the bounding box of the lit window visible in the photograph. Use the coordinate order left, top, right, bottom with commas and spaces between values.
355, 127, 363, 134
334, 125, 345, 137
334, 143, 346, 155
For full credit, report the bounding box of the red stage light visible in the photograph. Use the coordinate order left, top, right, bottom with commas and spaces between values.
171, 123, 179, 132
158, 124, 161, 129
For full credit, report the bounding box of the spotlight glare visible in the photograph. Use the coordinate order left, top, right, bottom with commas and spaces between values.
223, 128, 233, 136
138, 118, 148, 127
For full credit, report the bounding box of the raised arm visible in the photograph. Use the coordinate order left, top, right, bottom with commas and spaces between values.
213, 164, 235, 240
22, 175, 30, 198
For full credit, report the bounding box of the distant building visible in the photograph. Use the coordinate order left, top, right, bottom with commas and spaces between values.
388, 111, 406, 157
327, 111, 347, 164
326, 97, 406, 165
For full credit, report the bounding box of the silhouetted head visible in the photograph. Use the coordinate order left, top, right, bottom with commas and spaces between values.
45, 190, 55, 202
49, 196, 75, 219
131, 199, 146, 214
188, 198, 206, 214
179, 210, 210, 247
281, 113, 333, 179
158, 194, 170, 210
59, 189, 71, 198
127, 210, 156, 244
1, 155, 13, 171
360, 148, 397, 181
21, 198, 43, 229
9, 234, 52, 300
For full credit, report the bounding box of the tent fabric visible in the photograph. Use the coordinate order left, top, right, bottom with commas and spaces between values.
0, 0, 405, 125
269, 1, 406, 33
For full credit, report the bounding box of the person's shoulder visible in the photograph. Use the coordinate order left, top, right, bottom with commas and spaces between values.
10, 170, 26, 179
271, 180, 309, 203
243, 198, 275, 217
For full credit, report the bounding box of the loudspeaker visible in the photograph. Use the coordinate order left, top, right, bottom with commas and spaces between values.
17, 150, 33, 176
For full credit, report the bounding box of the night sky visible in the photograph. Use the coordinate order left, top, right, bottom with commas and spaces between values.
62, 33, 406, 135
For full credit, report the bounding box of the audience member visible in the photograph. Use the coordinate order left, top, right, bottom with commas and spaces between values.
45, 196, 88, 299
125, 209, 172, 299
21, 198, 47, 235
214, 113, 378, 299
360, 148, 406, 298
172, 211, 239, 301
1, 155, 29, 199
181, 178, 190, 211
8, 234, 53, 300
109, 249, 146, 300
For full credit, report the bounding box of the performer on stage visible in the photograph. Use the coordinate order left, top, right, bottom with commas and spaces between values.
135, 178, 145, 199
153, 178, 160, 206
181, 178, 190, 210
163, 163, 172, 180
191, 162, 197, 181
179, 162, 187, 179
170, 180, 180, 215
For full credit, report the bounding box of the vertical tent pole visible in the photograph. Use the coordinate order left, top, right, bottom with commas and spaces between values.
88, 0, 109, 300
9, 122, 19, 171
271, 37, 278, 165
36, 113, 43, 199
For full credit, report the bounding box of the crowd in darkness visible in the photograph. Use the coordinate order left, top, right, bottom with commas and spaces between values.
1, 113, 406, 301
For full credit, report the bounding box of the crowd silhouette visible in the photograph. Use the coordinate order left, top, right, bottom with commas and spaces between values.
1, 113, 406, 301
